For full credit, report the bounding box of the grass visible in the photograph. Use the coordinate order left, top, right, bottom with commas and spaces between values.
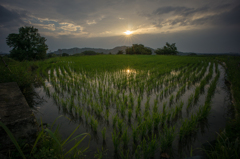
0, 117, 90, 159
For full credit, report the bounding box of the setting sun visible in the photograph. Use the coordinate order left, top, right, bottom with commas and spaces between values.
124, 30, 133, 35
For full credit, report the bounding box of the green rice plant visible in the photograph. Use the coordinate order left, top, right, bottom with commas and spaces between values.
194, 86, 200, 103
128, 109, 132, 121
179, 114, 198, 140
146, 118, 153, 134
147, 134, 158, 158
120, 105, 126, 117
134, 145, 142, 159
118, 118, 124, 133
121, 128, 130, 148
101, 127, 106, 141
153, 99, 158, 113
166, 112, 171, 123
160, 125, 175, 152
137, 95, 141, 109
144, 97, 150, 111
144, 110, 150, 119
113, 115, 118, 128
104, 110, 109, 121
187, 94, 194, 109
169, 94, 174, 106
135, 105, 141, 117
153, 113, 161, 130
140, 122, 147, 138
94, 147, 108, 159
164, 87, 169, 96
132, 126, 138, 143
78, 107, 83, 117
112, 130, 120, 152
196, 103, 211, 121
137, 115, 142, 125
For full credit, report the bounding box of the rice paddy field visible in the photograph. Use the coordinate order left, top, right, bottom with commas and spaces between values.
33, 55, 232, 158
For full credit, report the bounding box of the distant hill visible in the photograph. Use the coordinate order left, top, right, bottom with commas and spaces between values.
178, 52, 240, 56
47, 46, 239, 56
49, 46, 155, 55
49, 46, 130, 55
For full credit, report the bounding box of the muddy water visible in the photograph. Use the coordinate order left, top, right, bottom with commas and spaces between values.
33, 64, 231, 159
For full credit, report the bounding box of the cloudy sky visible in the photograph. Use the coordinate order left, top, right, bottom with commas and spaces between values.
0, 0, 240, 53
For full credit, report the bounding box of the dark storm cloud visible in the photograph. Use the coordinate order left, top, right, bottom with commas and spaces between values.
0, 5, 27, 28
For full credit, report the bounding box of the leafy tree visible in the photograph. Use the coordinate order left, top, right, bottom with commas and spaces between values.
6, 26, 48, 61
155, 42, 178, 55
125, 44, 152, 55
117, 50, 123, 54
62, 53, 69, 56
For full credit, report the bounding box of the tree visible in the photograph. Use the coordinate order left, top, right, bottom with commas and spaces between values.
6, 26, 48, 61
155, 42, 178, 55
62, 53, 69, 56
125, 44, 152, 55
117, 50, 123, 54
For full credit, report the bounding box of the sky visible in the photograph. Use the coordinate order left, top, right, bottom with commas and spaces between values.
0, 0, 240, 53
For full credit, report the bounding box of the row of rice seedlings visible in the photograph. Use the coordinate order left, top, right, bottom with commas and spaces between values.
180, 66, 220, 140
194, 62, 214, 103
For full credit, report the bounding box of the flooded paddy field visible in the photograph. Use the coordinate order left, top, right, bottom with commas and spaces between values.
33, 55, 232, 158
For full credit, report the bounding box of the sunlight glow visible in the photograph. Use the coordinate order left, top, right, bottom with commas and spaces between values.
124, 30, 133, 35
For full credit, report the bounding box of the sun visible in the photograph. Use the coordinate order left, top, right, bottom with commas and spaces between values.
124, 30, 133, 35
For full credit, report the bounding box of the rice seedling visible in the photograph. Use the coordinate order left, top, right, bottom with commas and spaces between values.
128, 109, 132, 122
187, 94, 194, 109
113, 115, 118, 128
112, 130, 120, 152
101, 127, 106, 141
160, 125, 175, 152
118, 118, 124, 133
169, 94, 174, 106
132, 126, 138, 143
121, 128, 130, 148
153, 99, 158, 113
179, 114, 198, 140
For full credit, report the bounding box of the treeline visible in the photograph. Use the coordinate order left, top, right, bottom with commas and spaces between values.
125, 44, 152, 55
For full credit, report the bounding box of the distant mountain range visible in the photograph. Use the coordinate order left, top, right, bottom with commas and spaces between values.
49, 46, 156, 55
48, 46, 240, 56
49, 46, 130, 55
1, 46, 239, 56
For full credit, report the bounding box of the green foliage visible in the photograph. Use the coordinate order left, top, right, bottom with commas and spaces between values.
125, 44, 152, 55
62, 53, 69, 56
6, 26, 48, 61
0, 118, 90, 159
155, 42, 178, 55
117, 50, 123, 54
